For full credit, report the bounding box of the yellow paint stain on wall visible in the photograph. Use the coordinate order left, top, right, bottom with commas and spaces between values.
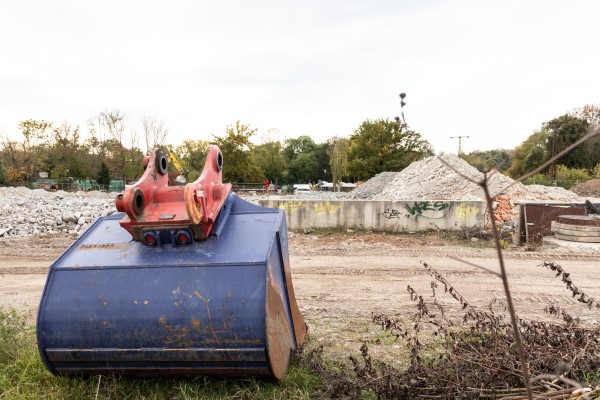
277, 201, 306, 212
313, 201, 340, 215
456, 203, 480, 219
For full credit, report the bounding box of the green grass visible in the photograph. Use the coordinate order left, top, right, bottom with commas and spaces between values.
0, 308, 323, 400
581, 367, 600, 386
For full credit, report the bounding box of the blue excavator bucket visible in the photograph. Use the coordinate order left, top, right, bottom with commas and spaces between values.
36, 193, 307, 379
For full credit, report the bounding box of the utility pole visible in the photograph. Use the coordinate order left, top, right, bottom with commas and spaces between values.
394, 92, 407, 126
450, 135, 470, 155
550, 128, 558, 180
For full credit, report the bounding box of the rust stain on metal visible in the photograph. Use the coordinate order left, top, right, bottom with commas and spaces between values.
265, 273, 293, 380
194, 291, 207, 302
280, 254, 308, 346
194, 290, 217, 338
163, 326, 193, 347
201, 338, 261, 345
77, 243, 132, 250
220, 304, 236, 330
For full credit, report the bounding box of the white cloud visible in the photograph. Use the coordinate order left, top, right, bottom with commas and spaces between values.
0, 0, 598, 155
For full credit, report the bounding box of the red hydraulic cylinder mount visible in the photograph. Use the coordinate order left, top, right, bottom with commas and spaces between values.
115, 145, 232, 242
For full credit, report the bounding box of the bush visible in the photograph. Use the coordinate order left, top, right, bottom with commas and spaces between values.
0, 158, 6, 185
295, 261, 600, 399
593, 163, 600, 179
555, 164, 591, 181
524, 165, 592, 189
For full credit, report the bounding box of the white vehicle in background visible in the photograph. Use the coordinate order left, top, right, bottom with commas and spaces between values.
293, 184, 313, 194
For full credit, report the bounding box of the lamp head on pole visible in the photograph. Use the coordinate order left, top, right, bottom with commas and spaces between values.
398, 93, 407, 124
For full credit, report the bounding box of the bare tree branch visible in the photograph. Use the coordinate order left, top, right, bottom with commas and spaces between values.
447, 255, 502, 277
142, 114, 169, 154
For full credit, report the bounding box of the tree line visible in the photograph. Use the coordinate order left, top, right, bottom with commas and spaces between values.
0, 111, 168, 188
0, 112, 432, 190
461, 104, 600, 186
1, 105, 599, 190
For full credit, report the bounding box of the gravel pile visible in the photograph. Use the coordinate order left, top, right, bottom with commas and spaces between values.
350, 155, 481, 200
348, 154, 583, 202
350, 172, 398, 200
0, 187, 118, 238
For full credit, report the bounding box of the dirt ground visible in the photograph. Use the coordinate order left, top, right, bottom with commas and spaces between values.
2, 231, 600, 363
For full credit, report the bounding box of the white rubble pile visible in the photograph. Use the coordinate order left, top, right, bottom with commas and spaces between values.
349, 154, 584, 202
241, 154, 597, 206
349, 172, 398, 200
0, 187, 118, 238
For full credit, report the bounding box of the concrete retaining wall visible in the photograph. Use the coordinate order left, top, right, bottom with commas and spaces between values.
259, 199, 486, 232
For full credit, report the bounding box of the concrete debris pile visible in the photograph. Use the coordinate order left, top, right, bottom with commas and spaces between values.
350, 154, 582, 203
0, 187, 118, 238
349, 172, 397, 200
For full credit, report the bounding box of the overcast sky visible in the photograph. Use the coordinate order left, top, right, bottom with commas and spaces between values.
1, 0, 598, 154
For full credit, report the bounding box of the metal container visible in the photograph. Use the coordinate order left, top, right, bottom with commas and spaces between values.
37, 194, 306, 379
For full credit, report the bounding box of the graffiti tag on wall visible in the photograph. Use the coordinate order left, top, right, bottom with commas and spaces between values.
384, 201, 450, 220
404, 201, 449, 217
383, 209, 403, 219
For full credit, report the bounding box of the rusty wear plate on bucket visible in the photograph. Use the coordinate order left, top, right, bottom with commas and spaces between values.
37, 194, 307, 380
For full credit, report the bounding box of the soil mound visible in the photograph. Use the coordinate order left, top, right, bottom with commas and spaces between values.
570, 179, 600, 198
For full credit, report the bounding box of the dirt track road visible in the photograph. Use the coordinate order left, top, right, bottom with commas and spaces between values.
2, 232, 600, 360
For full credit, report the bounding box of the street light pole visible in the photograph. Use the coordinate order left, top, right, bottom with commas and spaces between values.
394, 93, 407, 126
